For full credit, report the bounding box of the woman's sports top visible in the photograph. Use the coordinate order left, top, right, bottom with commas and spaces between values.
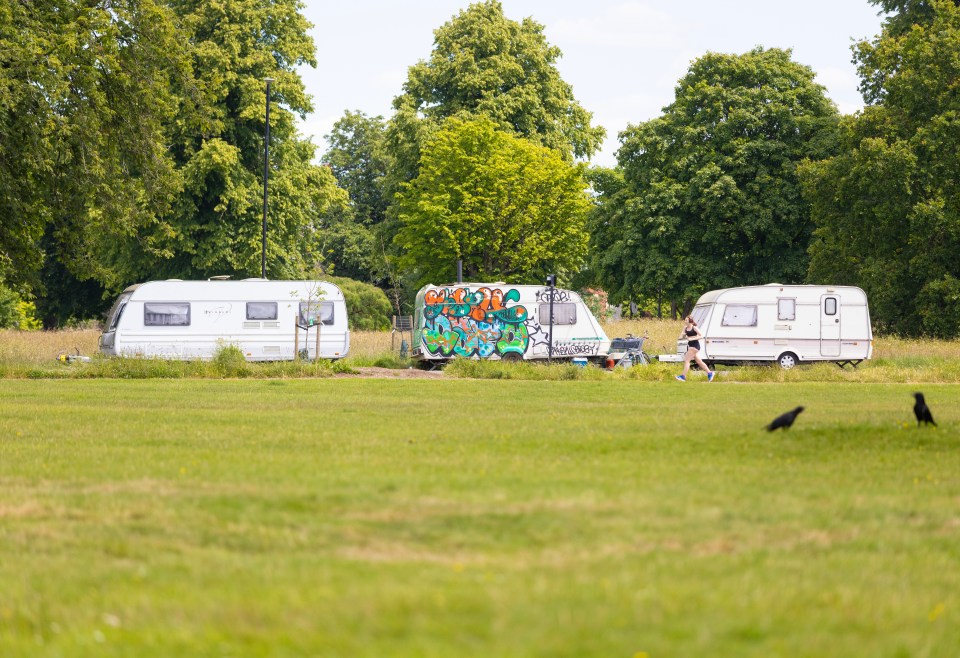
685, 326, 700, 351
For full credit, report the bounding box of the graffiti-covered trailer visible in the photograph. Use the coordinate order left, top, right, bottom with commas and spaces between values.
99, 279, 349, 361
413, 283, 611, 362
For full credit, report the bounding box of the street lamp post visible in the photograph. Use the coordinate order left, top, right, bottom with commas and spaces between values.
262, 77, 274, 279
545, 274, 556, 362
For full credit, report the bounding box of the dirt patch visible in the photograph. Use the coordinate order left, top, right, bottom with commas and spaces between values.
337, 366, 444, 379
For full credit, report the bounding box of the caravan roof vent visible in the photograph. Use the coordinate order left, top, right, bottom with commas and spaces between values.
208, 275, 231, 281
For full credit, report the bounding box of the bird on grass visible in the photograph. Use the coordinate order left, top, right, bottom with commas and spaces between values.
912, 393, 937, 427
767, 406, 805, 432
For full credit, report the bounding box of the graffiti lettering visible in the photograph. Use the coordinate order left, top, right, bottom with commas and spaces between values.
549, 342, 598, 356
496, 322, 529, 356
420, 286, 530, 358
536, 289, 571, 303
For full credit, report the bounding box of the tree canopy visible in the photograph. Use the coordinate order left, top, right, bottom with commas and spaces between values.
0, 0, 187, 305
590, 47, 839, 311
386, 0, 604, 188
802, 0, 960, 337
393, 117, 591, 287
104, 0, 346, 286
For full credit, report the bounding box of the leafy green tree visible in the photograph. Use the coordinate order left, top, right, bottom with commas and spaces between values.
93, 0, 349, 288
393, 117, 591, 286
868, 0, 960, 36
387, 0, 604, 186
318, 111, 392, 284
323, 111, 390, 227
591, 48, 839, 311
1, 0, 187, 317
802, 0, 960, 337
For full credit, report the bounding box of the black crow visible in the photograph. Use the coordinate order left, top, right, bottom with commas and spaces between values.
767, 406, 805, 431
913, 393, 936, 427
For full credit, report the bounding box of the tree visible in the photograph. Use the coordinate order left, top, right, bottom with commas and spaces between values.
591, 48, 839, 312
92, 0, 349, 288
868, 0, 960, 36
319, 111, 391, 285
393, 117, 591, 286
323, 111, 390, 227
801, 0, 960, 337
0, 0, 188, 322
387, 0, 604, 186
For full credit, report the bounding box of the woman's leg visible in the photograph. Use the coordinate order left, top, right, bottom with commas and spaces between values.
694, 352, 711, 374
682, 349, 695, 376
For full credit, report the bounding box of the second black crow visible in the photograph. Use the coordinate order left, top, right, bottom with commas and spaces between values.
913, 393, 936, 427
767, 406, 805, 431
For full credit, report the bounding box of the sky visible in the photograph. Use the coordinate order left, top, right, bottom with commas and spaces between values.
297, 1, 889, 168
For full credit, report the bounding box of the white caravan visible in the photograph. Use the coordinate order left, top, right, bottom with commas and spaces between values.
99, 279, 349, 360
658, 284, 872, 369
412, 283, 611, 362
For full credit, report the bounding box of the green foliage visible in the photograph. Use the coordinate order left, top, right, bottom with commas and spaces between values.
15, 301, 42, 331
393, 116, 591, 286
326, 276, 393, 331
0, 0, 187, 295
323, 111, 391, 227
802, 1, 960, 337
102, 0, 350, 285
386, 0, 604, 187
868, 0, 960, 37
0, 286, 20, 329
0, 286, 42, 330
591, 48, 839, 309
318, 111, 395, 285
212, 344, 248, 378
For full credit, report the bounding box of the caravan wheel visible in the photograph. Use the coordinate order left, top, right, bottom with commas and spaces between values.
777, 352, 799, 370
500, 352, 522, 363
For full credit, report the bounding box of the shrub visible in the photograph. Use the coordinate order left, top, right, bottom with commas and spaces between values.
0, 286, 42, 330
326, 276, 393, 331
212, 344, 248, 378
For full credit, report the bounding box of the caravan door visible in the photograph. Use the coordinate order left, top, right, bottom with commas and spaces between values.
820, 294, 841, 357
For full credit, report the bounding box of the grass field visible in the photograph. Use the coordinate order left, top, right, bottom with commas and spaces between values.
1, 378, 958, 657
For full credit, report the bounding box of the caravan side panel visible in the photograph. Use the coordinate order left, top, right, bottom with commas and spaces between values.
100, 280, 350, 360
665, 285, 872, 366
413, 283, 609, 361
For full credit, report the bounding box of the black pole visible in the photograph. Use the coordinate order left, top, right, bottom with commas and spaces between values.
546, 274, 555, 362
262, 78, 273, 279
456, 259, 462, 284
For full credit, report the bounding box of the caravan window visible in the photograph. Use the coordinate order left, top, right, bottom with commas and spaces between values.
144, 302, 190, 326
540, 303, 577, 325
824, 297, 838, 315
299, 301, 334, 326
247, 302, 278, 320
777, 298, 796, 321
721, 304, 757, 327
690, 306, 710, 327
108, 302, 127, 331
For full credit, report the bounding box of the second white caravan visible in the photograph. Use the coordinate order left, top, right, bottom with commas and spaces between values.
99, 279, 349, 360
659, 284, 873, 368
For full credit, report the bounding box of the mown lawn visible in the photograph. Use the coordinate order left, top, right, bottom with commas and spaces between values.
1, 379, 958, 657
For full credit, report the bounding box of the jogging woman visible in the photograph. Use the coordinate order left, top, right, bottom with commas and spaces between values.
676, 315, 714, 382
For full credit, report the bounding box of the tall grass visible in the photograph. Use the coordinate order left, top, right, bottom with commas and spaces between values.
2, 326, 958, 381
